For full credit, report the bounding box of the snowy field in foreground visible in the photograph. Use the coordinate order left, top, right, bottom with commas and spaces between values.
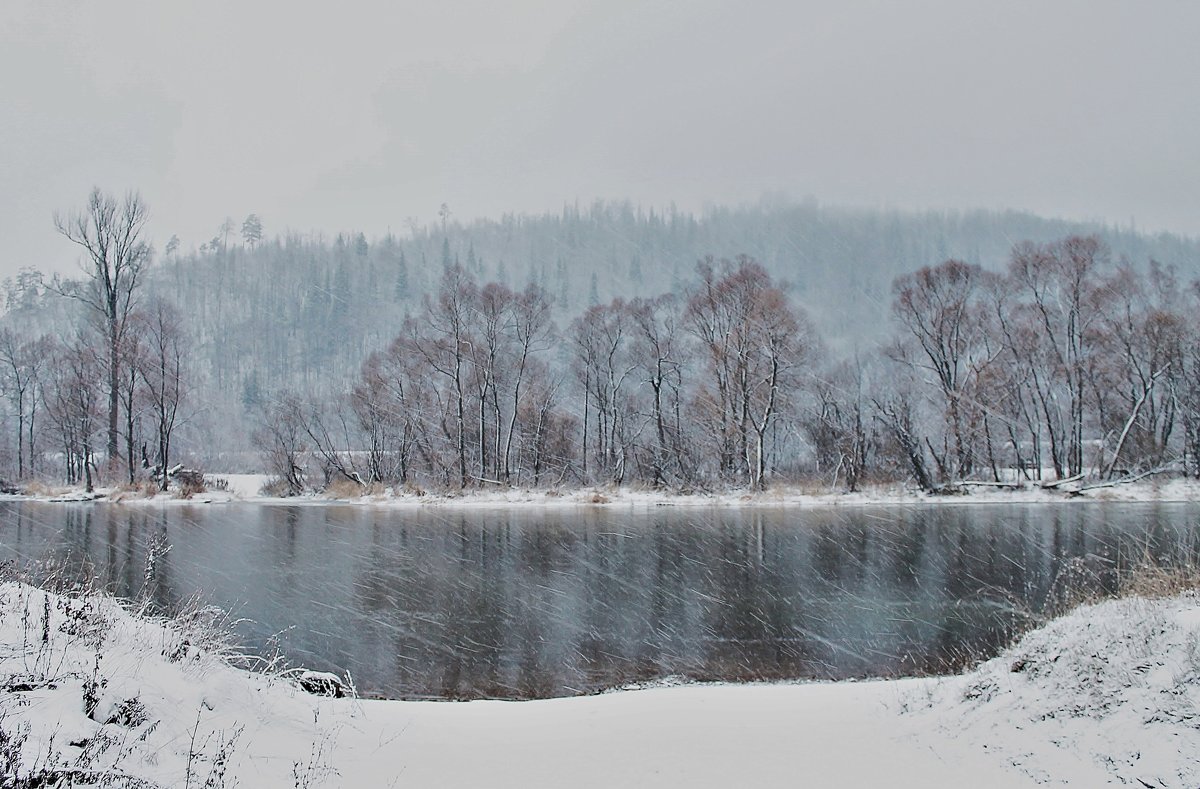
2, 582, 1198, 787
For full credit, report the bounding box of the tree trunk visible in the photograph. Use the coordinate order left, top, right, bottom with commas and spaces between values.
108, 317, 120, 469
82, 430, 94, 493
125, 383, 137, 484
454, 351, 466, 489
15, 390, 24, 480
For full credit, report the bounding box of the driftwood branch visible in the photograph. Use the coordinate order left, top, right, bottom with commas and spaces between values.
956, 480, 1024, 490
1068, 465, 1175, 496
1041, 472, 1085, 490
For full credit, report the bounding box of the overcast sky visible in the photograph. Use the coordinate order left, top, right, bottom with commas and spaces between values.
3, 0, 1199, 276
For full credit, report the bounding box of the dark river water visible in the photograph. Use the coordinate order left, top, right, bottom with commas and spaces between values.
0, 501, 1197, 699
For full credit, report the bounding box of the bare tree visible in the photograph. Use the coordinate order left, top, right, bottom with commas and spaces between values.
518, 361, 571, 486
137, 300, 188, 490
686, 257, 810, 488
1093, 262, 1184, 475
468, 282, 512, 483
411, 265, 476, 488
805, 359, 872, 492
255, 394, 308, 496
1008, 236, 1107, 477
685, 256, 740, 479
352, 346, 420, 485
45, 336, 103, 491
891, 259, 997, 481
502, 284, 553, 483
874, 386, 934, 493
990, 277, 1060, 481
748, 284, 810, 488
1182, 281, 1200, 477
298, 397, 367, 489
571, 300, 637, 483
117, 324, 147, 484
0, 330, 51, 479
630, 294, 686, 486
53, 188, 152, 473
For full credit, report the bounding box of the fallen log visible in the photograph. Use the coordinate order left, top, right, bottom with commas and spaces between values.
1068, 466, 1174, 497
956, 480, 1025, 490
1041, 473, 1085, 490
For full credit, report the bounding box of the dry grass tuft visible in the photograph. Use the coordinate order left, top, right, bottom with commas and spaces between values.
323, 477, 365, 500
175, 478, 206, 499
258, 477, 294, 497
111, 480, 162, 500
783, 480, 834, 497
21, 481, 68, 498
1119, 559, 1200, 599
362, 481, 388, 497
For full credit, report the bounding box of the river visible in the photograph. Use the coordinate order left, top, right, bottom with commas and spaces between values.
0, 500, 1196, 699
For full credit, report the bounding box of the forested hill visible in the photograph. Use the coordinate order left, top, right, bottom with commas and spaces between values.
6, 200, 1199, 463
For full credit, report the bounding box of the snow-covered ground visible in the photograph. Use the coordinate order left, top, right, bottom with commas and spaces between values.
2, 581, 1197, 787
13, 473, 1200, 508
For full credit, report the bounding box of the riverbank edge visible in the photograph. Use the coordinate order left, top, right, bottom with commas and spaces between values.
7, 473, 1200, 508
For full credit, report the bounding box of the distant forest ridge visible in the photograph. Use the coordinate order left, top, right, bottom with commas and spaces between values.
14, 199, 1200, 340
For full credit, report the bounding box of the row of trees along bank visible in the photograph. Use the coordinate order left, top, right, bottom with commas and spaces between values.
4, 188, 1200, 494
260, 237, 1200, 494
0, 190, 189, 492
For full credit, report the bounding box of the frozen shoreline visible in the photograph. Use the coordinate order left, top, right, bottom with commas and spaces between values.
2, 580, 1197, 787
9, 473, 1200, 509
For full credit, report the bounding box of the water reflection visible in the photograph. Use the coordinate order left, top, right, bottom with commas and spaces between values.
0, 501, 1196, 699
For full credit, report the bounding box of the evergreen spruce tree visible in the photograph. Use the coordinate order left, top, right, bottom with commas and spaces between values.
395, 250, 409, 301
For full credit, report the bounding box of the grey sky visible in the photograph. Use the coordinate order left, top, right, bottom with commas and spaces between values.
3, 0, 1198, 276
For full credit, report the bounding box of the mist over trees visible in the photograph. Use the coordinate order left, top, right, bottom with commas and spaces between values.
4, 193, 1200, 493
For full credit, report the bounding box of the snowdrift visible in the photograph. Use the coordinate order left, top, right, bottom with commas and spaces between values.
1, 581, 1197, 787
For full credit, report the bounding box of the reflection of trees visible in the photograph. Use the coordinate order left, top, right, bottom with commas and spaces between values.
436, 515, 509, 697
701, 514, 798, 680
259, 506, 303, 568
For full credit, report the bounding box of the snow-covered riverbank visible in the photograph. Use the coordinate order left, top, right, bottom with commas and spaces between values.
2, 580, 1197, 787
12, 473, 1200, 509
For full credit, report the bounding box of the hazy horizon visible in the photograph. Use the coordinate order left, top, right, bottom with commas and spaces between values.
5, 1, 1199, 276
